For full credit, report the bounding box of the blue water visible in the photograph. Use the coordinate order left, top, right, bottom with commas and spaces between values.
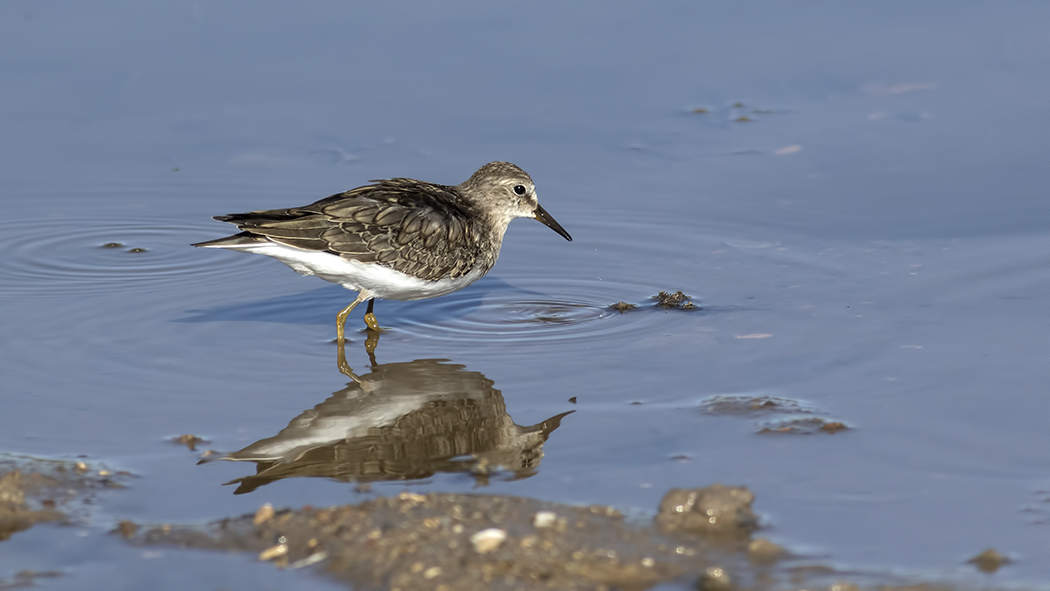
2, 2, 1050, 587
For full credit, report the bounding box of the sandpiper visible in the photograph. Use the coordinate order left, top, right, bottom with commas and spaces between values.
193, 161, 571, 341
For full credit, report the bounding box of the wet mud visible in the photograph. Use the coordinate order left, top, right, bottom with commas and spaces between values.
123, 483, 1004, 591
4, 2, 1050, 588
125, 484, 773, 591
0, 455, 1014, 590
0, 456, 128, 587
0, 455, 126, 542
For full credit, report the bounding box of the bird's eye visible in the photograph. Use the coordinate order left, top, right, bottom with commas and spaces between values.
513, 185, 527, 196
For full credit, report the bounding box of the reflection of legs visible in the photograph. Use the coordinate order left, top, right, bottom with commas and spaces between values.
336, 291, 371, 343
364, 327, 380, 360
337, 324, 381, 381
364, 298, 380, 331
335, 338, 361, 382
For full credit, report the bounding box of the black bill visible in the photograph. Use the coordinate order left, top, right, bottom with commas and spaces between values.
533, 204, 572, 241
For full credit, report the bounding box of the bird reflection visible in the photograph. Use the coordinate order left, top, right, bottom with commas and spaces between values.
200, 332, 572, 494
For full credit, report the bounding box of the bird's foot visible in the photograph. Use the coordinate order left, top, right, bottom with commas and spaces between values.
363, 312, 383, 332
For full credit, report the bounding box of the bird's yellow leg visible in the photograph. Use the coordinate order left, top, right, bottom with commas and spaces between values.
336, 292, 370, 343
363, 298, 381, 331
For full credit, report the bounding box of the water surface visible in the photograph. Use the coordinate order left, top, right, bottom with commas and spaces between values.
2, 1, 1049, 587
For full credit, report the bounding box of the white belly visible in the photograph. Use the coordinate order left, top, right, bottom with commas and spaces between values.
213, 242, 488, 301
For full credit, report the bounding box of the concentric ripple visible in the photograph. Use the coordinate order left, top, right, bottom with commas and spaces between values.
390, 277, 688, 344
0, 215, 264, 297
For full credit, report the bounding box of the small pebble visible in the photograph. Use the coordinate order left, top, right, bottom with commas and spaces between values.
116, 520, 137, 539
254, 503, 275, 525
470, 528, 507, 554
747, 538, 785, 563
398, 492, 427, 504
258, 543, 287, 561
699, 566, 732, 591
289, 552, 326, 569
533, 511, 558, 528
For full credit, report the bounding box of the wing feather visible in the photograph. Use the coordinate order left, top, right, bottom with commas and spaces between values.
203, 178, 488, 280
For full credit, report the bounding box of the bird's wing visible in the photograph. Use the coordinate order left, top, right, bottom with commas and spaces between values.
213, 179, 481, 280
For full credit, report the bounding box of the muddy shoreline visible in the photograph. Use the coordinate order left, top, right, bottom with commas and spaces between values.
1, 455, 1011, 591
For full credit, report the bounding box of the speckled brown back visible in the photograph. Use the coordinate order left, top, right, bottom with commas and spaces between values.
210, 177, 497, 281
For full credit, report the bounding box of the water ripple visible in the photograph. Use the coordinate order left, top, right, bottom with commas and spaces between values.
0, 215, 260, 297
391, 277, 694, 345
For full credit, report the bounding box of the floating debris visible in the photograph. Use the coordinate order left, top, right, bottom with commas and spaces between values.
610, 301, 636, 313
171, 434, 206, 451
116, 520, 138, 539
127, 247, 148, 253
759, 417, 850, 435
734, 115, 751, 122
702, 396, 808, 416
820, 421, 848, 433
101, 242, 124, 248
703, 396, 849, 435
691, 107, 709, 114
652, 291, 697, 310
968, 548, 1010, 573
